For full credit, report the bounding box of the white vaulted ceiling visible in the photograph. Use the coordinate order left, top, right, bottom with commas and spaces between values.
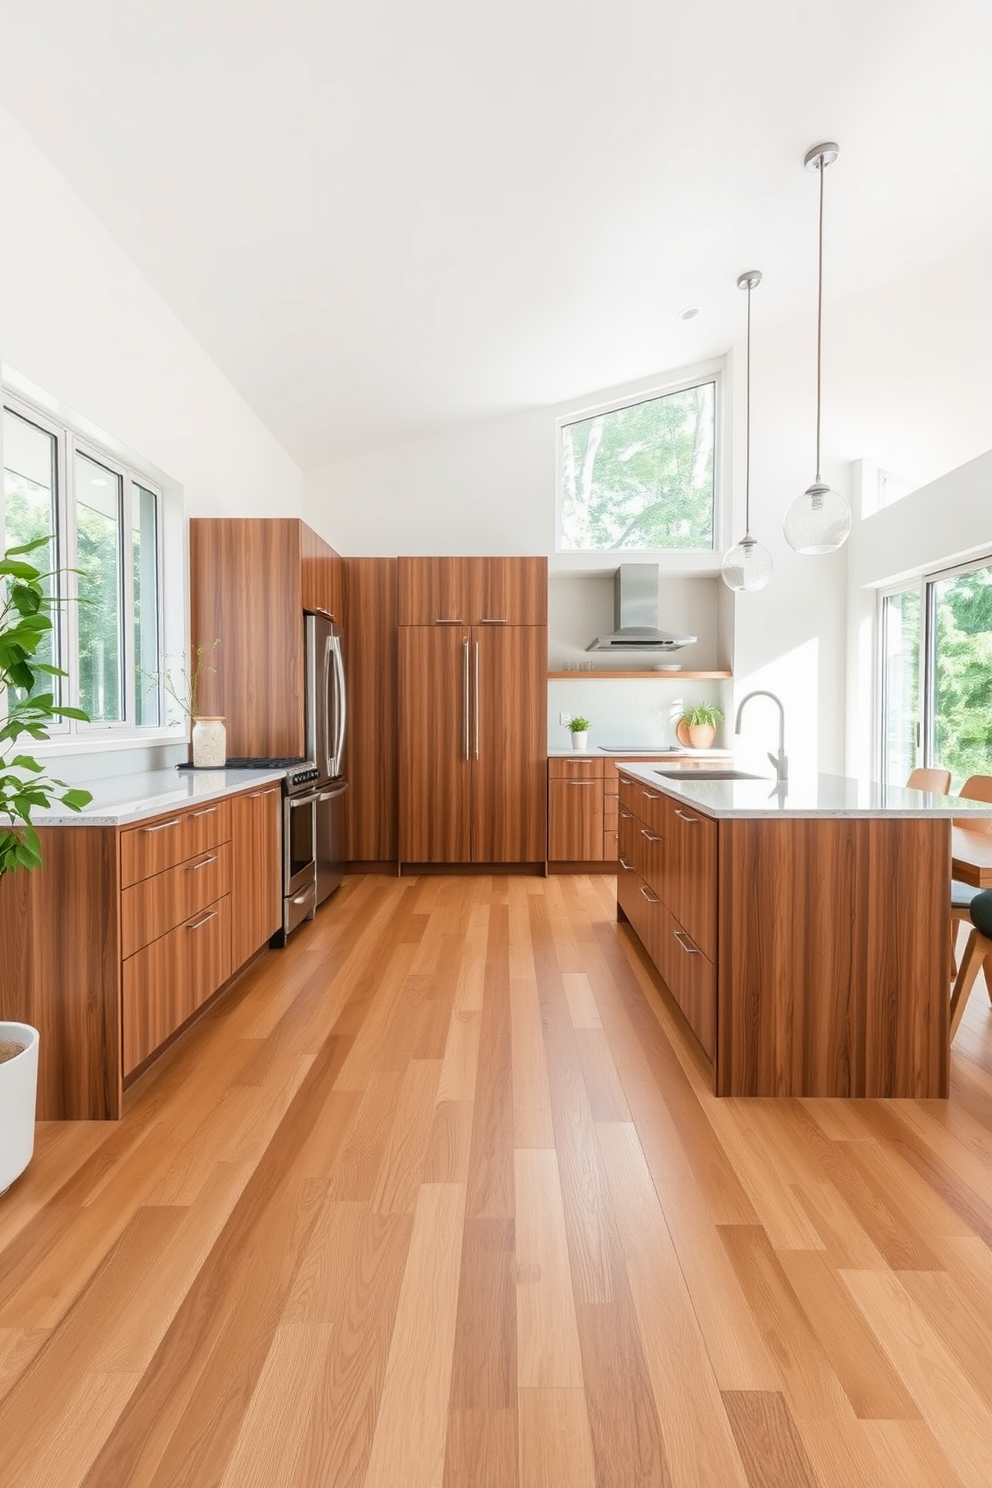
0, 0, 990, 467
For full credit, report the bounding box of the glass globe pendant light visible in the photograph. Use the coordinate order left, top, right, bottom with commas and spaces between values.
784, 142, 851, 555
721, 270, 773, 591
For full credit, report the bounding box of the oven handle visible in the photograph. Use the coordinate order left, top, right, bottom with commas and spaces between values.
318, 782, 349, 804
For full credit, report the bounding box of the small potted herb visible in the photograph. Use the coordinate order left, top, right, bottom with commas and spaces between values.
679, 704, 724, 750
566, 715, 592, 751
0, 537, 91, 1193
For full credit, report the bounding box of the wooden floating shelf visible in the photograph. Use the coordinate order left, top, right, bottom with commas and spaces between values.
548, 669, 732, 680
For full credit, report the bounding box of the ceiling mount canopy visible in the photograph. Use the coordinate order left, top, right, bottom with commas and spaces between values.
722, 268, 773, 592
783, 140, 852, 556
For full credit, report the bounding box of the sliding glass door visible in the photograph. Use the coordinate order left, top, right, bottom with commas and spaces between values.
879, 557, 992, 789
927, 561, 992, 787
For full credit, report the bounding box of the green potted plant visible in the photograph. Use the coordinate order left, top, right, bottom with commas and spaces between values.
0, 536, 91, 1193
679, 704, 724, 750
566, 715, 592, 751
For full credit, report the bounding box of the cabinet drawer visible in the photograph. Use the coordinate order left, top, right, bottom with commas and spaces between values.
549, 759, 602, 780
636, 820, 666, 899
121, 800, 232, 887
660, 913, 716, 1061
121, 842, 232, 958
549, 776, 604, 860
667, 801, 718, 960
122, 894, 233, 1076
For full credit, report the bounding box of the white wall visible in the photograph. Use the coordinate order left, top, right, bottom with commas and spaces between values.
305, 227, 992, 772
0, 106, 302, 521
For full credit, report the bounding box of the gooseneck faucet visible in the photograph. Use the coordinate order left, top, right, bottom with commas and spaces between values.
735, 689, 788, 782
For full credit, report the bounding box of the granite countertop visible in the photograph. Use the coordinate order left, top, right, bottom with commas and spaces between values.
616, 762, 992, 821
30, 767, 285, 827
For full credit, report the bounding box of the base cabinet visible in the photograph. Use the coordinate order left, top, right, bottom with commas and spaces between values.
0, 784, 284, 1119
617, 770, 951, 1098
231, 785, 283, 967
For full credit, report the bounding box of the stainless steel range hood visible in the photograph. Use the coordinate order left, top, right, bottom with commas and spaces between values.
587, 563, 697, 652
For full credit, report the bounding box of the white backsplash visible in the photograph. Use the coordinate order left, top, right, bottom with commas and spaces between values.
548, 677, 732, 750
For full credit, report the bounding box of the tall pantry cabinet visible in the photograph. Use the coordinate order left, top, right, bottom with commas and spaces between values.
397, 557, 547, 866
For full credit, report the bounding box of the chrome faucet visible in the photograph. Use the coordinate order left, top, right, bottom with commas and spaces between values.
735, 689, 788, 782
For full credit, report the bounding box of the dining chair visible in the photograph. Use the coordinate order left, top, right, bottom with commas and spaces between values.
951, 775, 992, 977
906, 766, 952, 794
950, 889, 992, 1039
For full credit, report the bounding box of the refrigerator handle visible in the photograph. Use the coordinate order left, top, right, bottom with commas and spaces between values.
329, 634, 347, 777
463, 637, 470, 760
474, 640, 480, 759
322, 636, 333, 777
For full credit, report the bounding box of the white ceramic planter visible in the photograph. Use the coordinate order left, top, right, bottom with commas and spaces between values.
570, 731, 589, 751
192, 716, 227, 768
0, 1023, 40, 1196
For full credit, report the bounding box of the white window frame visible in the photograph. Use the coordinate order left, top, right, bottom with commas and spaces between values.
876, 550, 992, 783
554, 359, 727, 566
2, 387, 179, 748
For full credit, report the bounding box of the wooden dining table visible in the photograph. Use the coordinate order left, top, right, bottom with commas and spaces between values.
952, 825, 992, 888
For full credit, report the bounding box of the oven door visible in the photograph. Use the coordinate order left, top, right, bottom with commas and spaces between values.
284, 790, 318, 933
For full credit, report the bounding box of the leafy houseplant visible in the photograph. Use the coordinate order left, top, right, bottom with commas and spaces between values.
0, 536, 92, 1192
680, 704, 724, 750
566, 715, 591, 751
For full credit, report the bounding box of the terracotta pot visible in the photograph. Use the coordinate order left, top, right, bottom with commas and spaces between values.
688, 723, 716, 749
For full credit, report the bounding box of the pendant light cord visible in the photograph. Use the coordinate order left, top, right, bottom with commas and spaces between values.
744, 280, 752, 537
814, 150, 825, 483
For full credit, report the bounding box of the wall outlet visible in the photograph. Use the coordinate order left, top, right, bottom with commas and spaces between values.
559, 711, 571, 725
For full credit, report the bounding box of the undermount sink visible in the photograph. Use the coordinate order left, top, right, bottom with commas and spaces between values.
654, 768, 765, 781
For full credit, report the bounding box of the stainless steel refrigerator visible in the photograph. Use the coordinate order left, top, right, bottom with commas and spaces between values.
305, 611, 348, 905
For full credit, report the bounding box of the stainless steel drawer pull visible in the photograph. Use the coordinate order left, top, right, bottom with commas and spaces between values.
567, 781, 596, 787
674, 930, 701, 954
249, 788, 279, 798
186, 910, 217, 931
191, 807, 217, 818
187, 854, 218, 872
618, 808, 632, 818
674, 809, 699, 824
478, 617, 507, 624
640, 828, 662, 842
639, 885, 661, 904
618, 857, 634, 871
436, 617, 464, 624
142, 818, 181, 833
292, 891, 312, 905
642, 790, 659, 799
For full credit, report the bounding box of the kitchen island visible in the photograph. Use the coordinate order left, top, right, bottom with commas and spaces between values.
616, 765, 992, 1098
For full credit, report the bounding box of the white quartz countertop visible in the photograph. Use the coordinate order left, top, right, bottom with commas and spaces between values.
30, 767, 285, 827
616, 763, 992, 820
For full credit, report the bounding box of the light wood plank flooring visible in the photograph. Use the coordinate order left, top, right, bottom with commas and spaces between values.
2, 872, 992, 1486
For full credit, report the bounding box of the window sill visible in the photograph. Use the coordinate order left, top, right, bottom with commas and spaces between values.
19, 732, 187, 759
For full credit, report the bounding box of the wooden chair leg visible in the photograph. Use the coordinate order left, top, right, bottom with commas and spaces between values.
950, 929, 992, 1039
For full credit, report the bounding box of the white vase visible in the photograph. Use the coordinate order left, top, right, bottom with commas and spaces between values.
571, 731, 589, 751
0, 1023, 40, 1196
192, 716, 227, 768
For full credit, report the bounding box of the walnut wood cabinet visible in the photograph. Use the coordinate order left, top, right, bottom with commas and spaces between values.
0, 784, 284, 1120
616, 771, 950, 1098
397, 557, 547, 627
548, 761, 604, 861
231, 784, 283, 968
342, 558, 398, 865
190, 518, 341, 760
397, 558, 547, 866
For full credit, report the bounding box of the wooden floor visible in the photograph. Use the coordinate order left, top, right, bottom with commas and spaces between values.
2, 875, 992, 1487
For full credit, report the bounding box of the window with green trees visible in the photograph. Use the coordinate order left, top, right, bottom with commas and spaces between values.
879, 558, 992, 790
2, 396, 162, 734
559, 379, 716, 551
